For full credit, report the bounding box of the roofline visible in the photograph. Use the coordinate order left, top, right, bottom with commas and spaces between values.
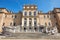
0, 8, 6, 9
23, 4, 37, 6
54, 8, 60, 10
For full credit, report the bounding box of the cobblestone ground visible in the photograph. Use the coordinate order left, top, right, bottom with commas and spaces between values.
0, 33, 60, 40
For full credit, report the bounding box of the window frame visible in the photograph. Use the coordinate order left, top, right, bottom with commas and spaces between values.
34, 11, 36, 16
29, 11, 31, 16
24, 12, 27, 16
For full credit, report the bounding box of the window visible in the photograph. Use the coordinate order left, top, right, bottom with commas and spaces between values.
29, 18, 32, 26
13, 22, 16, 26
29, 27, 32, 30
29, 12, 31, 16
24, 27, 26, 32
24, 18, 27, 26
44, 15, 46, 18
3, 23, 5, 26
10, 23, 12, 26
24, 18, 27, 21
24, 12, 27, 16
15, 15, 17, 18
45, 22, 47, 26
24, 21, 27, 26
34, 18, 36, 21
20, 22, 22, 25
12, 15, 13, 18
47, 15, 49, 18
12, 15, 15, 18
34, 11, 36, 16
34, 27, 37, 31
29, 18, 32, 21
48, 22, 50, 26
34, 18, 36, 20
34, 21, 37, 26
29, 21, 32, 26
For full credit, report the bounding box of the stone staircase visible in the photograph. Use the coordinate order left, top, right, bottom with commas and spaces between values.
1, 33, 60, 39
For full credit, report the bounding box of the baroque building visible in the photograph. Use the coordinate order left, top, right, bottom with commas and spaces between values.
0, 5, 60, 34
21, 5, 39, 32
0, 8, 22, 33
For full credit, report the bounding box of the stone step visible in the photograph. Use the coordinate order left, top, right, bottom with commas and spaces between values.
1, 33, 60, 39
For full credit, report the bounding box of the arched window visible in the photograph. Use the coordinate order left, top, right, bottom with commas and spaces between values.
24, 27, 26, 32
34, 27, 37, 31
13, 22, 16, 26
3, 23, 5, 26
10, 23, 12, 26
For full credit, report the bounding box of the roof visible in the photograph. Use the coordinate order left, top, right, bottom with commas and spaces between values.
54, 8, 60, 9
23, 4, 37, 7
0, 8, 6, 9
54, 8, 60, 10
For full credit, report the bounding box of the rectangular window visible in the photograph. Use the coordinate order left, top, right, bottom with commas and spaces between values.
24, 18, 27, 21
29, 21, 32, 26
34, 21, 37, 26
29, 12, 31, 16
3, 23, 5, 26
15, 15, 17, 18
34, 11, 36, 16
45, 22, 47, 26
34, 18, 36, 20
44, 15, 46, 18
24, 12, 27, 16
29, 18, 32, 21
48, 22, 50, 26
24, 21, 27, 26
47, 15, 50, 18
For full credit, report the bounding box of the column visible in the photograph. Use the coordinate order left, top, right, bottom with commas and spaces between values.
32, 18, 34, 32
22, 18, 24, 32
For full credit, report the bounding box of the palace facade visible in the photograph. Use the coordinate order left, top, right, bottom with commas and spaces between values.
0, 5, 60, 33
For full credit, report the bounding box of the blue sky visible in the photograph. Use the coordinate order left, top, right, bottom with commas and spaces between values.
0, 0, 60, 13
